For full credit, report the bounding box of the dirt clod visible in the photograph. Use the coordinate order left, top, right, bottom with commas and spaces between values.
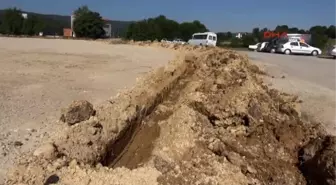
60, 100, 95, 125
13, 141, 23, 147
33, 143, 57, 160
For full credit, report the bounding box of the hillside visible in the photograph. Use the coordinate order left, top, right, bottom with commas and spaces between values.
0, 9, 132, 37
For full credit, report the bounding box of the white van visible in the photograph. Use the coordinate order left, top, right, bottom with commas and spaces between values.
188, 32, 217, 46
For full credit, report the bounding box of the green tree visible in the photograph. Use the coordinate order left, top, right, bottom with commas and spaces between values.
252, 27, 259, 38
242, 34, 256, 47
288, 27, 299, 33
22, 15, 44, 35
73, 8, 105, 39
179, 21, 208, 41
274, 25, 289, 32
74, 5, 90, 17
0, 8, 24, 35
229, 37, 242, 48
326, 25, 335, 38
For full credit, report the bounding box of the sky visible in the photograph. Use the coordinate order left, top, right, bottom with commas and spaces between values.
0, 0, 335, 32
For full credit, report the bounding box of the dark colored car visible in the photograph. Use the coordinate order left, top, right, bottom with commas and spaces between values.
258, 38, 277, 53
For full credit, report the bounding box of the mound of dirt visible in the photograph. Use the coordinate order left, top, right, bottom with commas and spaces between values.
6, 45, 332, 185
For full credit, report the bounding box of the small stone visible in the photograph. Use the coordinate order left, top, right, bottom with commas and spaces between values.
247, 165, 257, 174
111, 123, 119, 133
14, 141, 23, 147
33, 143, 57, 159
281, 75, 286, 79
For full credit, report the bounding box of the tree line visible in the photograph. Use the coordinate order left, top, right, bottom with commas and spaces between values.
0, 8, 45, 35
125, 15, 208, 41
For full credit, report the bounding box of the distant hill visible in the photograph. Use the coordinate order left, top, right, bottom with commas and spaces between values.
0, 9, 132, 37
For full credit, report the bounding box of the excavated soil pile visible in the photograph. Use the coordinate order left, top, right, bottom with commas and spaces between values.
6, 45, 333, 185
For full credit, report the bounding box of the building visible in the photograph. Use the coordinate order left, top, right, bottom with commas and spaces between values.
102, 18, 112, 38
21, 13, 28, 19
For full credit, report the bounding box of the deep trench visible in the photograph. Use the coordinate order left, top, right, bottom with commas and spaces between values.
102, 67, 193, 169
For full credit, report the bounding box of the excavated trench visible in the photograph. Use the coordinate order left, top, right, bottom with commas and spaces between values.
6, 46, 335, 185
104, 68, 191, 169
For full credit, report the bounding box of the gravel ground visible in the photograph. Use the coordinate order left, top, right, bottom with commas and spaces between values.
0, 37, 175, 182
240, 51, 336, 135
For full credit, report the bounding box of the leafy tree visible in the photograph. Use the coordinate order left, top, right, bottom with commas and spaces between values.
74, 5, 90, 17
22, 15, 44, 35
252, 27, 259, 38
0, 8, 24, 35
229, 37, 242, 48
298, 29, 306, 34
242, 34, 256, 47
73, 8, 105, 39
288, 27, 299, 33
326, 25, 335, 38
274, 25, 289, 32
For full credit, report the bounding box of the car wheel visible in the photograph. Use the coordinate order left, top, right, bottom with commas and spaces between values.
311, 50, 318, 56
200, 43, 203, 46
270, 48, 276, 53
284, 49, 291, 55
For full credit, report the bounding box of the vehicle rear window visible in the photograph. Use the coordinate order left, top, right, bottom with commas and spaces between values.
290, 42, 298, 46
193, 34, 208, 40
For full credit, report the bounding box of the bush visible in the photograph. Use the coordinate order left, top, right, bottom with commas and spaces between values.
242, 35, 256, 47
229, 38, 243, 48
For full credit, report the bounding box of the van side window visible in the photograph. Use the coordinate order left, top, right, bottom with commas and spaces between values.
209, 36, 213, 40
212, 36, 216, 41
290, 42, 298, 46
193, 34, 208, 40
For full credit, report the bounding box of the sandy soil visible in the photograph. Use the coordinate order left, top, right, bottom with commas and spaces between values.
0, 37, 175, 181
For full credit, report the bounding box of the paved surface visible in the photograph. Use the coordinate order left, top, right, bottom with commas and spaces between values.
240, 51, 336, 135
0, 37, 175, 181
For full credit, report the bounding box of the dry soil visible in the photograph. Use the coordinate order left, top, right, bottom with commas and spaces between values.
0, 37, 175, 182
5, 42, 333, 185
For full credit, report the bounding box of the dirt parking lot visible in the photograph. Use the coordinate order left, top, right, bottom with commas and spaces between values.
240, 51, 336, 134
0, 37, 175, 181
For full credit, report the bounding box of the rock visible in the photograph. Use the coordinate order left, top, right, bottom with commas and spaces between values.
60, 100, 95, 125
299, 135, 336, 185
13, 141, 23, 147
33, 143, 57, 160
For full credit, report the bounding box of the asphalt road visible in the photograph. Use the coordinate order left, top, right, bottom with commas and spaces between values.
241, 51, 336, 90
239, 51, 336, 135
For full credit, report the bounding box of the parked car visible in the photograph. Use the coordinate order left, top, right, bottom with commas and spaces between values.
172, 38, 186, 45
248, 43, 260, 51
258, 42, 268, 52
277, 41, 322, 56
188, 32, 217, 46
326, 45, 336, 59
